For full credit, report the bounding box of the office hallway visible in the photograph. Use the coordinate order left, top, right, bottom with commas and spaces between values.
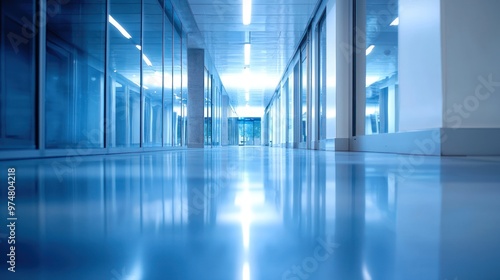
1, 148, 500, 280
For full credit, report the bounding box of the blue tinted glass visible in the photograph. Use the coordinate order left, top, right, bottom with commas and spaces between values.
108, 0, 141, 147
365, 0, 399, 135
1, 0, 36, 149
45, 0, 106, 148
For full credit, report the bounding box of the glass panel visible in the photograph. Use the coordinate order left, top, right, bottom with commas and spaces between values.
142, 0, 163, 147
163, 1, 173, 147
212, 83, 220, 146
254, 119, 261, 145
173, 12, 182, 146
318, 17, 327, 140
204, 70, 212, 146
300, 46, 308, 143
108, 0, 141, 147
0, 0, 36, 149
182, 30, 188, 145
46, 0, 106, 148
287, 76, 293, 145
365, 0, 399, 134
237, 118, 261, 146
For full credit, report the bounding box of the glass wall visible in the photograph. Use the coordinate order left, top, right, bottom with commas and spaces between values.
0, 0, 190, 156
286, 76, 293, 146
364, 0, 399, 135
108, 0, 141, 148
204, 70, 211, 146
181, 30, 188, 145
238, 118, 261, 146
318, 15, 327, 141
173, 13, 182, 146
300, 44, 308, 144
46, 0, 106, 148
263, 10, 329, 150
143, 0, 163, 147
0, 0, 36, 149
214, 84, 221, 146
163, 0, 173, 147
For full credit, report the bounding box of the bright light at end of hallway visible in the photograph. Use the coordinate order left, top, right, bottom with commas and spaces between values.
222, 72, 279, 91
236, 105, 263, 118
242, 0, 252, 25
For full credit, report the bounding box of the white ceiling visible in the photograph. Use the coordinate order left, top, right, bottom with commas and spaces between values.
186, 0, 319, 117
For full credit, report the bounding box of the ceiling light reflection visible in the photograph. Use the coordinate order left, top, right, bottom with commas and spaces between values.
244, 43, 251, 65
242, 262, 251, 280
109, 15, 132, 39
366, 45, 375, 56
242, 0, 252, 25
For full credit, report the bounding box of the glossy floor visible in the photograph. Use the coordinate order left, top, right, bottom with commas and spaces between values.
0, 147, 500, 280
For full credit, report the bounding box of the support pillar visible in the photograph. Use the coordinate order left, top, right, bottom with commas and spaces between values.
187, 48, 205, 148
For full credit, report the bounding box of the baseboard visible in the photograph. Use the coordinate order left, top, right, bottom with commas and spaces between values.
187, 143, 204, 149
349, 128, 500, 156
441, 128, 500, 156
350, 129, 442, 156
319, 138, 349, 151
335, 138, 350, 151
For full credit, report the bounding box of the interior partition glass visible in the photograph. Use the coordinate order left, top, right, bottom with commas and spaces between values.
204, 70, 212, 146
108, 0, 141, 148
213, 84, 221, 146
286, 77, 294, 146
181, 30, 188, 145
238, 118, 261, 146
365, 0, 399, 135
163, 1, 173, 147
173, 12, 182, 146
318, 16, 327, 140
0, 0, 36, 149
300, 44, 308, 143
46, 0, 106, 148
142, 0, 163, 147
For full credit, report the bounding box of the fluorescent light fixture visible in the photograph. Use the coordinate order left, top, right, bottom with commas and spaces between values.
242, 0, 252, 25
136, 45, 142, 50
366, 45, 375, 56
244, 43, 251, 65
142, 54, 153, 66
390, 17, 399, 26
109, 15, 132, 39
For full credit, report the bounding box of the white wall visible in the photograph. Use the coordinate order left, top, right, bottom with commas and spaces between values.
441, 0, 500, 128
398, 0, 443, 132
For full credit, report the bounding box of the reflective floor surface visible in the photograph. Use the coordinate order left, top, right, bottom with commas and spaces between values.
0, 147, 500, 280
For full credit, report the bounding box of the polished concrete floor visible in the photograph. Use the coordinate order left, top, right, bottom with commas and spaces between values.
1, 147, 500, 280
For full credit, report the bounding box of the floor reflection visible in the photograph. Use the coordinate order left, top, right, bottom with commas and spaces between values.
0, 148, 499, 279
